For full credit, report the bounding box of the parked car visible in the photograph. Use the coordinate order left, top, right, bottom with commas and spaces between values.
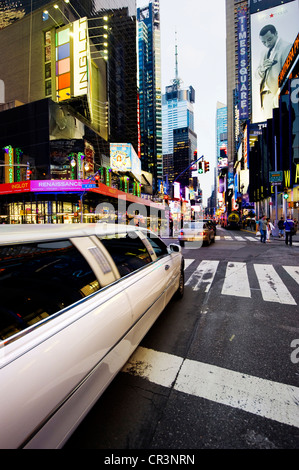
0, 223, 184, 449
178, 220, 215, 247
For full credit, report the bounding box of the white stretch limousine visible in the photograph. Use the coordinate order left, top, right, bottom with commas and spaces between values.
0, 223, 184, 449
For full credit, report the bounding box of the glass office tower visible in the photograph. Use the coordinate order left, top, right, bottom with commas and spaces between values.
162, 83, 197, 191
137, 1, 162, 192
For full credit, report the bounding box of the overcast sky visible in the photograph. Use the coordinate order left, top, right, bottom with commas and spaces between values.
137, 0, 227, 204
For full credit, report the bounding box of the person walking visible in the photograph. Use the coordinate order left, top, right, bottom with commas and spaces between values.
284, 216, 295, 246
266, 218, 274, 242
257, 215, 267, 243
278, 216, 285, 238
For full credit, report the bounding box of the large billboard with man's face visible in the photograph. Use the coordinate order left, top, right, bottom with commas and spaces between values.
251, 0, 299, 123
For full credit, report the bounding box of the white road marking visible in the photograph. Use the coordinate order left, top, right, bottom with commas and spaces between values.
283, 266, 299, 285
123, 347, 299, 429
221, 262, 251, 298
254, 264, 297, 305
224, 236, 233, 240
185, 260, 219, 292
183, 261, 298, 305
184, 259, 195, 270
246, 237, 259, 242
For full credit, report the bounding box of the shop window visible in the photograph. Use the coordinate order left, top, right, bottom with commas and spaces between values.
0, 240, 100, 343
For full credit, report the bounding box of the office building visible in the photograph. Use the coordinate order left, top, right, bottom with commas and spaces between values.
137, 0, 162, 193
162, 38, 197, 194
0, 0, 147, 224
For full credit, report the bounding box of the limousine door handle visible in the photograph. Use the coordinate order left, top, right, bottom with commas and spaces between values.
165, 265, 170, 271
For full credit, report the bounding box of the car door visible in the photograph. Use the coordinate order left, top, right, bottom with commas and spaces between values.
0, 236, 134, 449
97, 230, 171, 338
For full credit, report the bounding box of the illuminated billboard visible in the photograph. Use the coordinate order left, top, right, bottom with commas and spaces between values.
110, 144, 141, 182
251, 0, 298, 123
237, 6, 249, 120
56, 18, 92, 106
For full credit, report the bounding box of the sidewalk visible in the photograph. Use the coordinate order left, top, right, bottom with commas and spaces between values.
241, 228, 298, 242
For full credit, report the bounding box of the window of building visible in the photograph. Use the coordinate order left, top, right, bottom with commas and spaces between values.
0, 240, 100, 342
44, 31, 52, 97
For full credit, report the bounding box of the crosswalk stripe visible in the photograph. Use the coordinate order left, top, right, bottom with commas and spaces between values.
184, 259, 195, 270
123, 347, 299, 429
283, 266, 299, 285
221, 262, 251, 298
253, 264, 297, 305
246, 236, 259, 242
184, 260, 298, 305
185, 260, 219, 292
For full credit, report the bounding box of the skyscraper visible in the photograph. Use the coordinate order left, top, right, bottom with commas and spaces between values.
137, 0, 162, 193
162, 38, 197, 192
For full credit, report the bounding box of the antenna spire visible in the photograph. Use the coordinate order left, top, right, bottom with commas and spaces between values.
172, 30, 182, 88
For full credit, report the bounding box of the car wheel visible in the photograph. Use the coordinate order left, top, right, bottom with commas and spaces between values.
175, 268, 184, 299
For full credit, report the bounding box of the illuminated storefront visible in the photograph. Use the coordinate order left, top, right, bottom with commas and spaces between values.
0, 179, 164, 225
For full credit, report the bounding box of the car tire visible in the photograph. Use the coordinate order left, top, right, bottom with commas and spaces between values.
175, 268, 184, 299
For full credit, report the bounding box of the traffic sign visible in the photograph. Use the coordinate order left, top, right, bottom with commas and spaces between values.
269, 171, 283, 183
82, 184, 96, 189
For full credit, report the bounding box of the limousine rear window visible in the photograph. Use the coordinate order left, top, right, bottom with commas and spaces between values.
98, 233, 152, 277
0, 240, 100, 343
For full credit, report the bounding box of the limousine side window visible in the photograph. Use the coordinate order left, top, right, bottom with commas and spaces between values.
0, 240, 100, 342
146, 233, 169, 258
99, 234, 152, 277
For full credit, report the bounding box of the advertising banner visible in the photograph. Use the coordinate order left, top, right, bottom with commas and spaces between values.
110, 143, 141, 182
251, 0, 298, 123
0, 181, 30, 195
237, 6, 249, 120
250, 0, 295, 14
30, 180, 90, 192
73, 17, 89, 98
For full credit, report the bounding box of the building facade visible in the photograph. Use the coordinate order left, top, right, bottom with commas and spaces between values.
0, 0, 159, 224
137, 0, 162, 193
162, 83, 197, 193
225, 0, 299, 222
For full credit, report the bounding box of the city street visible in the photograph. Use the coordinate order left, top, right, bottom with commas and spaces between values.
65, 226, 299, 450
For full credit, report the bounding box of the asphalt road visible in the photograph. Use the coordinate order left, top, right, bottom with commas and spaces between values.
65, 227, 299, 451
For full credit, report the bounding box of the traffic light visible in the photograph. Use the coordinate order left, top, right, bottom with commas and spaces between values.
194, 150, 198, 159
283, 188, 289, 200
198, 162, 203, 174
204, 161, 210, 173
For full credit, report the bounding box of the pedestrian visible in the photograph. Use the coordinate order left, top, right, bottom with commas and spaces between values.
278, 216, 285, 238
284, 215, 295, 246
169, 217, 174, 237
266, 218, 274, 242
257, 215, 267, 243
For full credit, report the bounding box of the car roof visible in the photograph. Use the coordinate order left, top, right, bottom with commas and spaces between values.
0, 223, 144, 245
